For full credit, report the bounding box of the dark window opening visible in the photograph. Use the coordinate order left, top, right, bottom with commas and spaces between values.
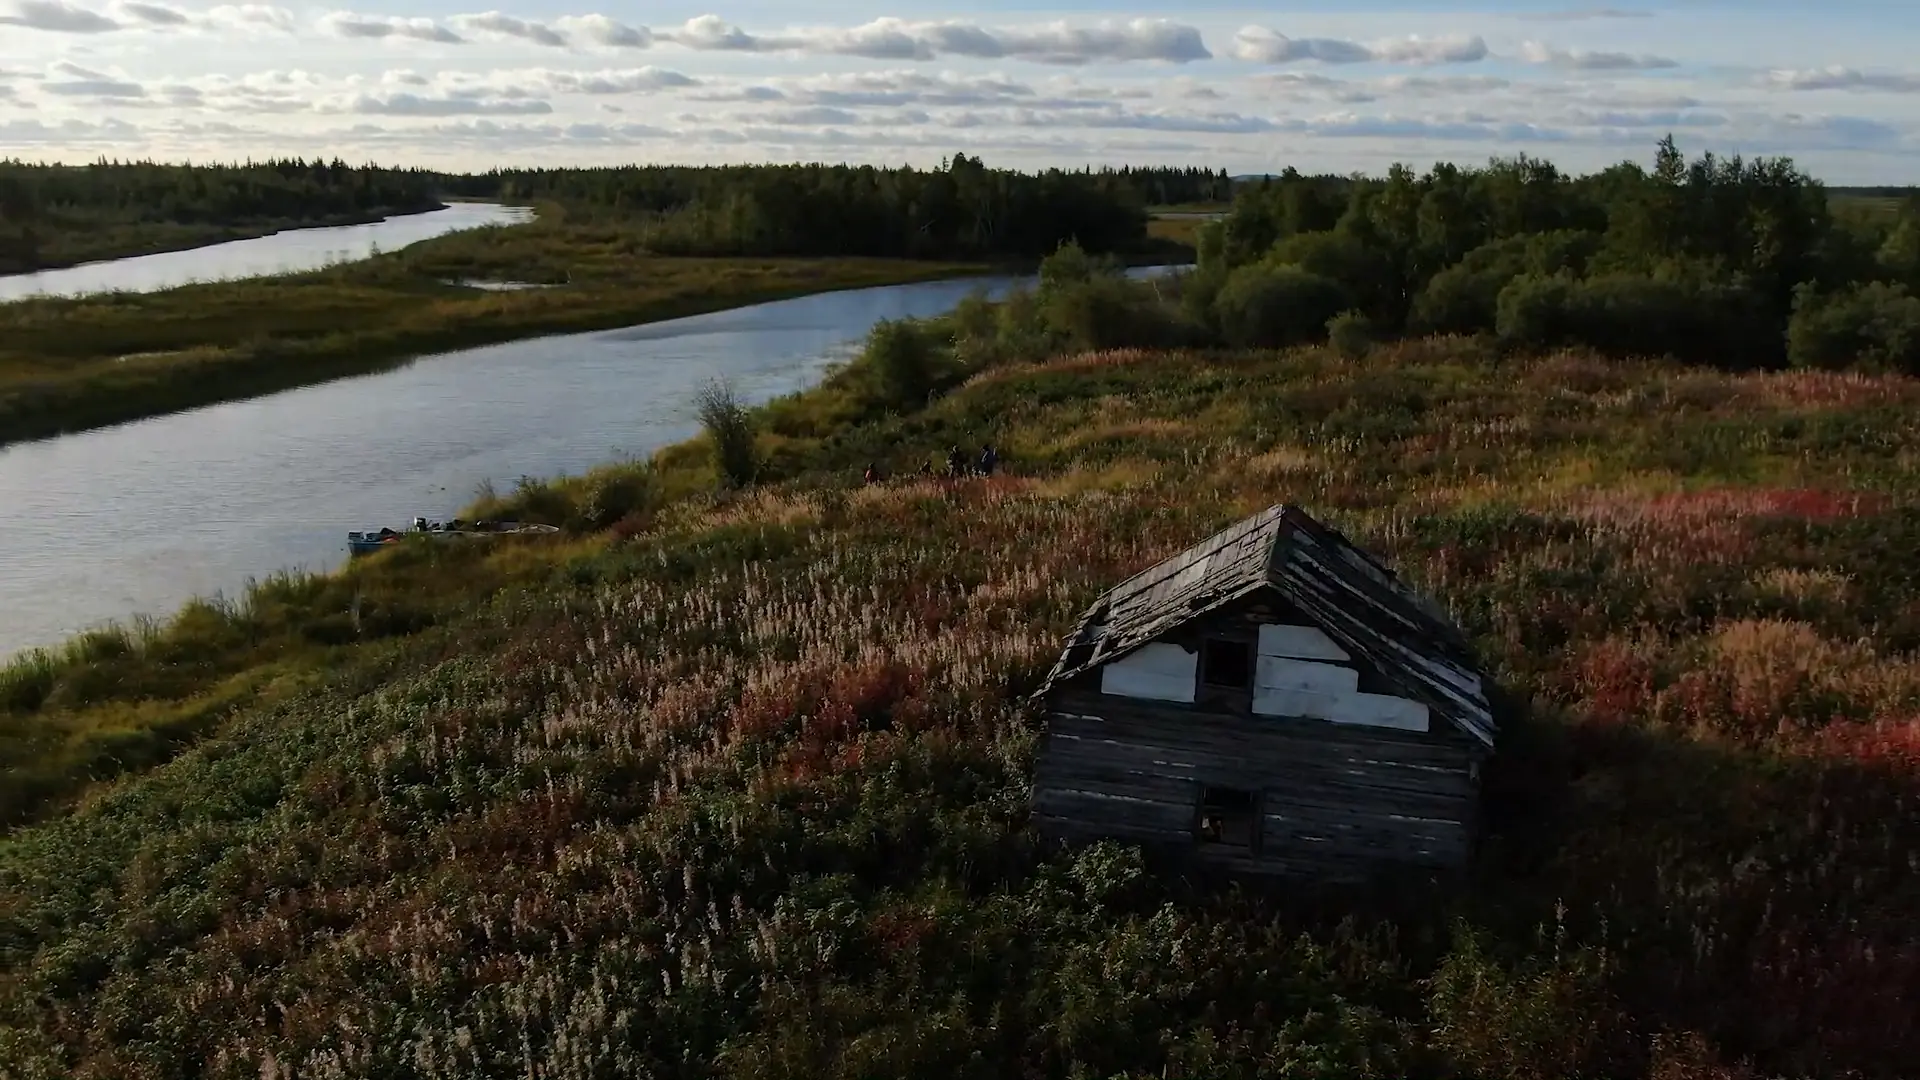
1200, 638, 1254, 689
1197, 786, 1259, 849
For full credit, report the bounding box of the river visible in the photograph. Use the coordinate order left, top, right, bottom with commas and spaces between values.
0, 202, 532, 302
0, 266, 1178, 658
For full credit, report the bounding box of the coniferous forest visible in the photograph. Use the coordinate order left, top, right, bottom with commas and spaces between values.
0, 159, 445, 273
0, 157, 1233, 272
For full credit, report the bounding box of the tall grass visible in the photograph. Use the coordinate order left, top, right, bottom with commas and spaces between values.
6, 328, 1920, 1076
697, 378, 759, 489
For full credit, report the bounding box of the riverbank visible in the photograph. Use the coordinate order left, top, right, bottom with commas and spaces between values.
0, 218, 991, 446
0, 200, 452, 277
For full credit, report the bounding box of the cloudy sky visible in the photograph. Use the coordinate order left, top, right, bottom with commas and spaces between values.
1, 0, 1918, 181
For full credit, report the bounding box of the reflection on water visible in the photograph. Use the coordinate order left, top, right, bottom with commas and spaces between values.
0, 202, 532, 302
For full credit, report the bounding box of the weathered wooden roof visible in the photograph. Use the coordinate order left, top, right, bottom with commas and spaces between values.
1034, 504, 1497, 749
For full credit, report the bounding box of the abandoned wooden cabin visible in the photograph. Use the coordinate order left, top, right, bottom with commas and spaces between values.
1029, 504, 1497, 881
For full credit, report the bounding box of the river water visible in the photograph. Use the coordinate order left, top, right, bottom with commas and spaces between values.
0, 202, 532, 302
0, 265, 1177, 658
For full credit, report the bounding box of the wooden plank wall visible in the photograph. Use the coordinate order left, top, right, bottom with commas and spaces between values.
1033, 692, 1479, 879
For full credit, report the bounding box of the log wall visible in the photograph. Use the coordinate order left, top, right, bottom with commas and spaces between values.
1032, 691, 1480, 881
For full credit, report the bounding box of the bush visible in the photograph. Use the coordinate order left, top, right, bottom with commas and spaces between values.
578, 465, 656, 531
992, 288, 1054, 364
1212, 263, 1353, 349
1877, 215, 1920, 288
1267, 229, 1400, 323
1428, 921, 1627, 1080
1495, 271, 1773, 367
1038, 239, 1123, 293
1176, 263, 1228, 332
696, 379, 758, 488
949, 288, 1000, 365
1412, 231, 1600, 337
1787, 280, 1920, 373
865, 319, 938, 406
1327, 309, 1375, 359
1043, 275, 1186, 352
505, 474, 573, 525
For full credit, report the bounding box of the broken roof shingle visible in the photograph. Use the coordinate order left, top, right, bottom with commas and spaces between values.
1033, 504, 1497, 749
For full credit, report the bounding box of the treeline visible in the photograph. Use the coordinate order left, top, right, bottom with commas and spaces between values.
832, 139, 1920, 385
1163, 137, 1920, 372
443, 155, 1176, 259
0, 158, 444, 273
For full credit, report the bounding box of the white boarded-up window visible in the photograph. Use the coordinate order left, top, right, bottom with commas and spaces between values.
1252, 686, 1431, 733
1099, 643, 1198, 703
1257, 623, 1351, 662
1255, 656, 1360, 696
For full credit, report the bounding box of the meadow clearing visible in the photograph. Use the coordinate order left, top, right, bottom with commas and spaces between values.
4, 322, 1917, 1077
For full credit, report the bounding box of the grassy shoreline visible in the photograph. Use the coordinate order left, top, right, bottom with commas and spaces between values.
0, 231, 996, 447
0, 200, 453, 277
0, 207, 1190, 448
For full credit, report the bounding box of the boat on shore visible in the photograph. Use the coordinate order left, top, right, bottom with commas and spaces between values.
347, 516, 560, 556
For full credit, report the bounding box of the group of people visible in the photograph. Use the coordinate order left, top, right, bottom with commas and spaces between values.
862, 444, 999, 485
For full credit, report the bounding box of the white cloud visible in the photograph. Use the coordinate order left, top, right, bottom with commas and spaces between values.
333, 91, 552, 116
41, 59, 143, 97
1232, 28, 1488, 66
0, 117, 142, 143
451, 10, 566, 48
666, 14, 761, 51
554, 13, 647, 48
1764, 67, 1920, 93
529, 67, 695, 93
318, 10, 462, 44
659, 14, 1209, 65
114, 0, 184, 25
1519, 40, 1677, 71
206, 5, 293, 32
0, 0, 118, 32
1513, 8, 1653, 20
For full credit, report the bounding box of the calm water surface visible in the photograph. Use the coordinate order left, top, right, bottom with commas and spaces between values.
0, 267, 1177, 657
0, 202, 531, 302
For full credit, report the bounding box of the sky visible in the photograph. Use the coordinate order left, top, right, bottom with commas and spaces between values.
2, 0, 1920, 181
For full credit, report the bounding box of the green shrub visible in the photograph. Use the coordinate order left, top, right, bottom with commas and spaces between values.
1175, 264, 1228, 332
1413, 231, 1600, 337
506, 474, 573, 525
1037, 239, 1124, 293
1267, 229, 1399, 322
1495, 271, 1773, 366
1787, 280, 1920, 372
949, 288, 1000, 365
1043, 276, 1186, 352
696, 379, 758, 488
866, 318, 938, 406
991, 287, 1056, 364
1327, 309, 1376, 359
579, 465, 657, 531
1878, 215, 1920, 287
1213, 263, 1352, 348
